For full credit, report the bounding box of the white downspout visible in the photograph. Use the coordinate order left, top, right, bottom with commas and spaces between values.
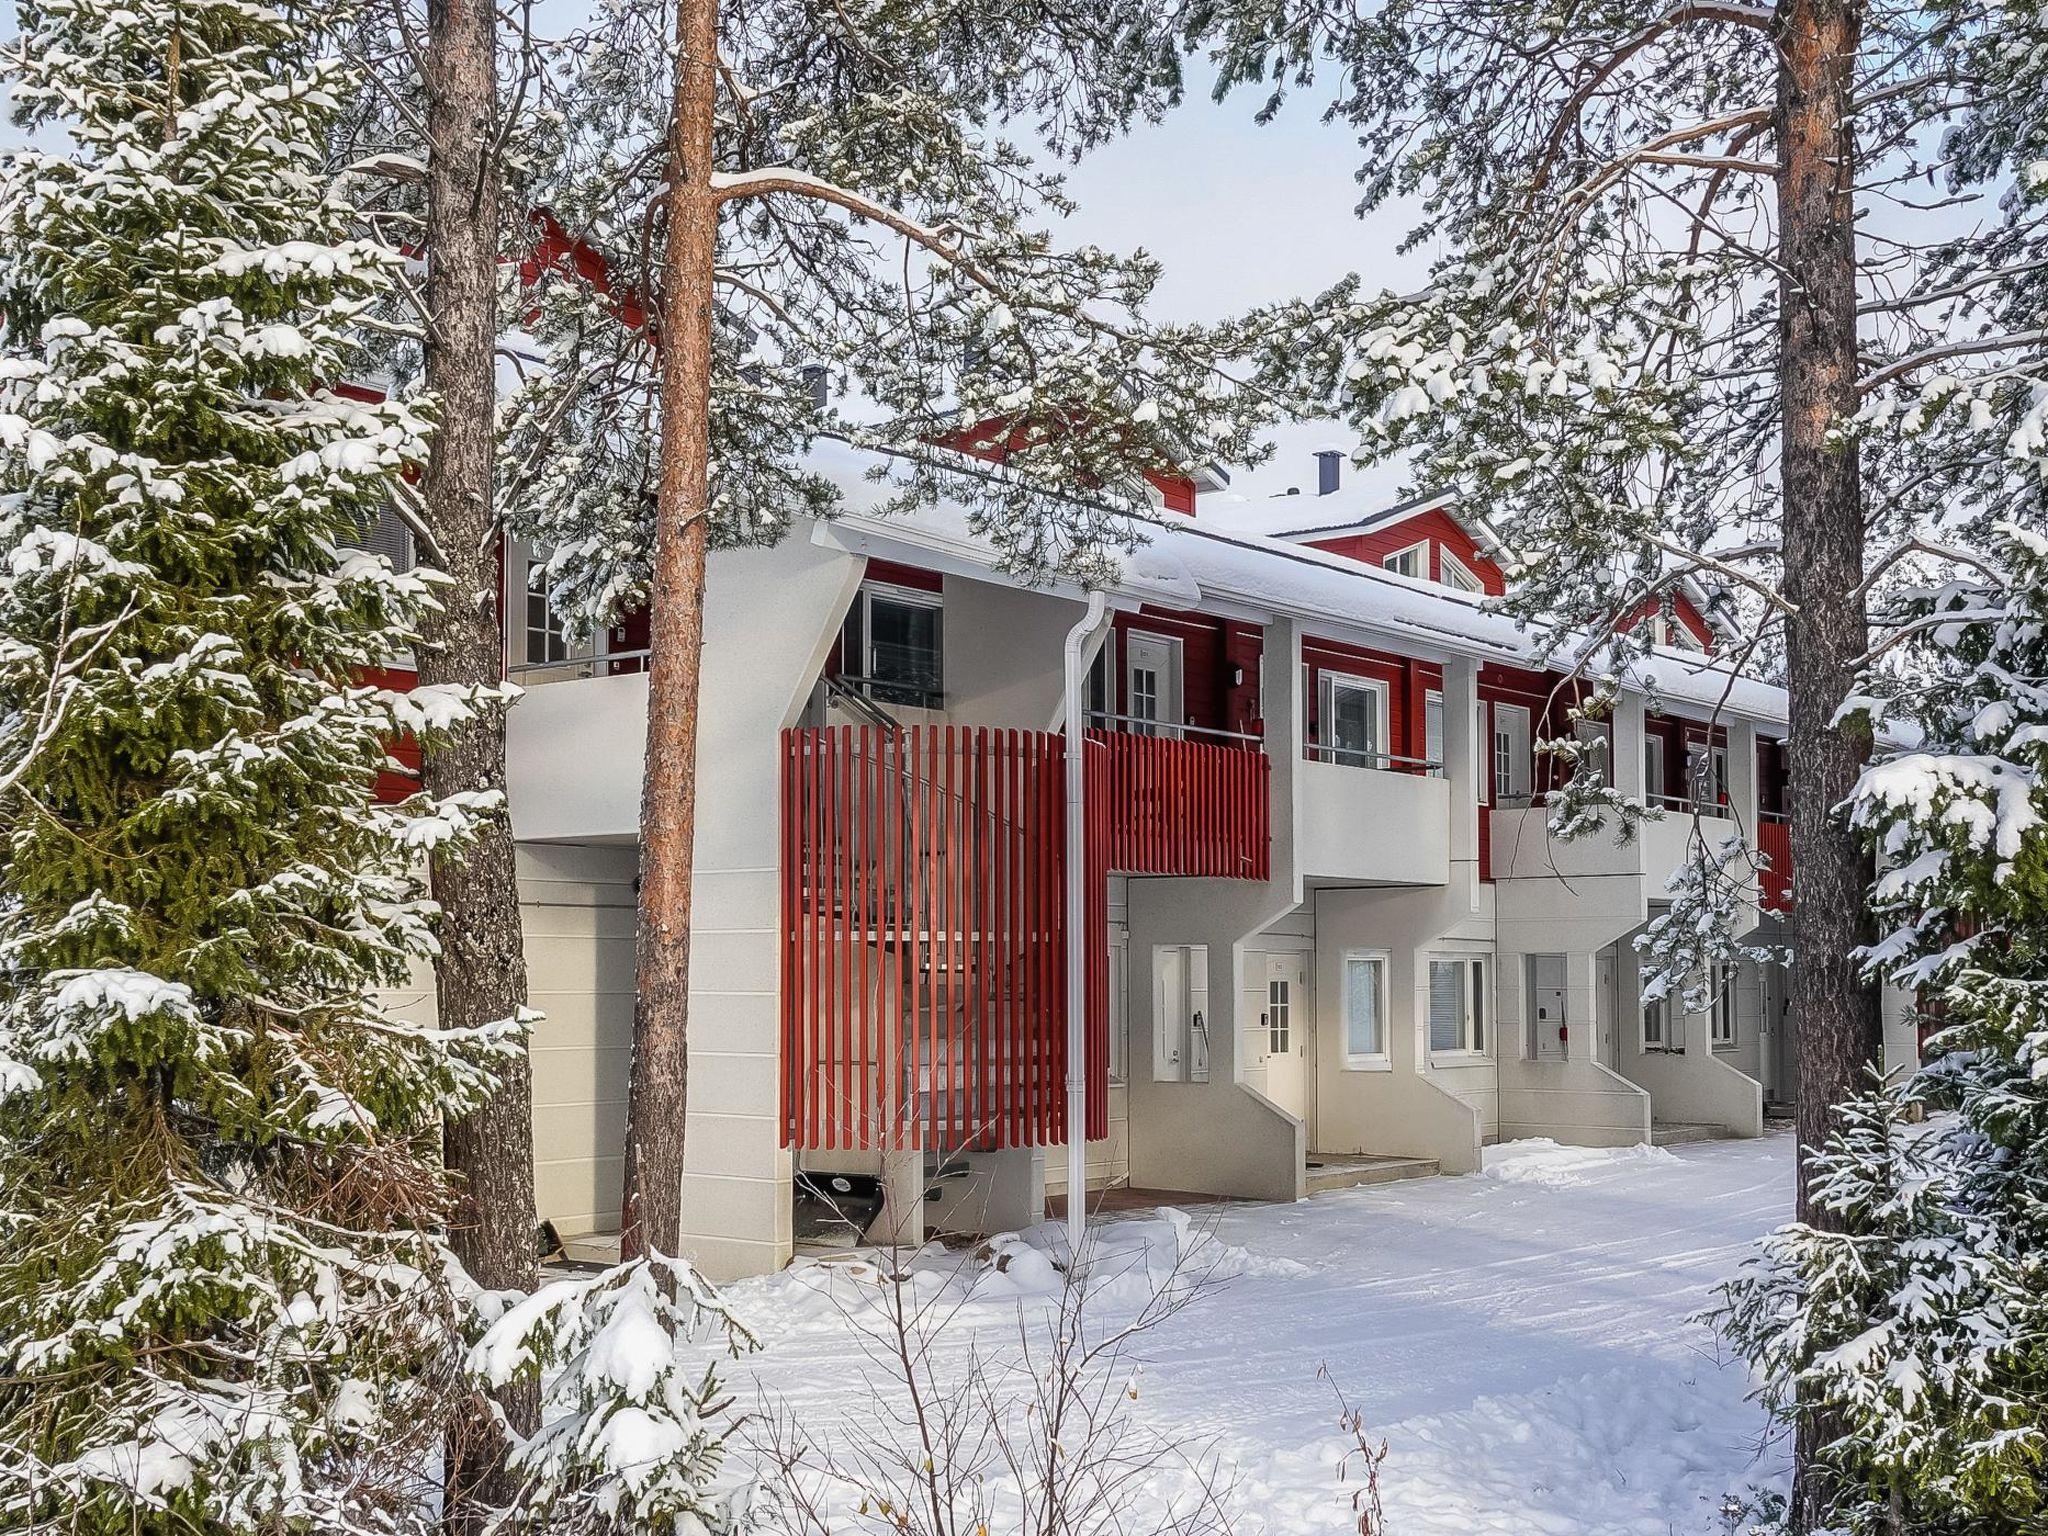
1062, 588, 1110, 1256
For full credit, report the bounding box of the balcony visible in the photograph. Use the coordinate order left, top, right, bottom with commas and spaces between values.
1296, 744, 1449, 886
778, 725, 1271, 1154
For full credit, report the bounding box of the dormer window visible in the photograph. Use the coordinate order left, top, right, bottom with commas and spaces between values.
1382, 541, 1427, 579
1440, 548, 1485, 594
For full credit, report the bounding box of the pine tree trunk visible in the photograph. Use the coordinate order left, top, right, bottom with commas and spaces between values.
619, 0, 719, 1263
419, 1, 540, 1526
1774, 0, 1879, 1525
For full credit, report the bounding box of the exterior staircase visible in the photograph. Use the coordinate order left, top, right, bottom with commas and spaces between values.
1305, 1153, 1441, 1194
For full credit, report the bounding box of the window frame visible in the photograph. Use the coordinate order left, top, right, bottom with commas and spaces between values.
1424, 688, 1445, 778
1644, 732, 1668, 806
847, 580, 944, 709
1710, 960, 1737, 1049
1427, 953, 1489, 1060
524, 561, 570, 667
1491, 701, 1533, 803
1381, 540, 1428, 579
1572, 717, 1613, 788
1439, 546, 1485, 594
1315, 669, 1391, 770
1341, 949, 1391, 1070
1641, 987, 1675, 1052
1267, 975, 1291, 1056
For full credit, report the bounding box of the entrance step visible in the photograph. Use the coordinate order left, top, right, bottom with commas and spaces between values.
1764, 1100, 1796, 1122
1651, 1121, 1733, 1147
1305, 1153, 1441, 1194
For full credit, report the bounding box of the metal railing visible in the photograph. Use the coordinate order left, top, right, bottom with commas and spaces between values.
507, 647, 651, 682
1085, 709, 1263, 748
1301, 741, 1443, 775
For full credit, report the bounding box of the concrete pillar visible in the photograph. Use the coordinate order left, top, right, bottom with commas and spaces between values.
1726, 718, 1759, 833
869, 1149, 927, 1250
1614, 691, 1647, 806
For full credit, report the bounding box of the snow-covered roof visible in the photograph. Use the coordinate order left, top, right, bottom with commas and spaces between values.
804, 438, 1790, 729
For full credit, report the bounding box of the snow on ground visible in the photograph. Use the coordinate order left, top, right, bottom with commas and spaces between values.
710, 1133, 1795, 1535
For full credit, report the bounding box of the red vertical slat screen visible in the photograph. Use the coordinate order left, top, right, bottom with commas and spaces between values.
778, 726, 1272, 1152
1757, 818, 1793, 912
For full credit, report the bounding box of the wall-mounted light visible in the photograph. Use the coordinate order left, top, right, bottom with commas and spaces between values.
1230, 663, 1245, 687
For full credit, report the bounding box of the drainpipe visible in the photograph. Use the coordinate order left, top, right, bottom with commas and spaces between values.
1062, 588, 1110, 1256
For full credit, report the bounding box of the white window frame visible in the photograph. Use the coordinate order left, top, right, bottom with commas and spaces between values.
1427, 954, 1489, 1059
1641, 987, 1674, 1052
1108, 926, 1130, 1081
1424, 688, 1445, 778
846, 580, 944, 707
1492, 702, 1532, 803
1381, 540, 1427, 579
1439, 546, 1485, 593
1342, 949, 1391, 1070
524, 560, 570, 667
1711, 960, 1737, 1049
1267, 975, 1291, 1055
1475, 700, 1490, 804
1315, 670, 1391, 769
1573, 717, 1612, 788
1688, 737, 1730, 810
1644, 732, 1668, 807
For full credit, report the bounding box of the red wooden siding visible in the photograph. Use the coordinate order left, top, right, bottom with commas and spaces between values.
362, 664, 421, 805
1304, 507, 1508, 596
938, 417, 1200, 516
778, 726, 1269, 1151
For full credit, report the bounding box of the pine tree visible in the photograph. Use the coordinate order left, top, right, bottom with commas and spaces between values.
0, 3, 517, 1528
1717, 522, 2048, 1532
486, 0, 1271, 1260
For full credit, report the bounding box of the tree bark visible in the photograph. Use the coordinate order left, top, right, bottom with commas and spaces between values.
419, 1, 540, 1527
1774, 0, 1879, 1524
619, 0, 719, 1263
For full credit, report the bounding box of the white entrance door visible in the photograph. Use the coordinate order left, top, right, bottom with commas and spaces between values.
1126, 634, 1182, 737
1258, 953, 1311, 1120
1595, 948, 1619, 1068
1528, 953, 1569, 1061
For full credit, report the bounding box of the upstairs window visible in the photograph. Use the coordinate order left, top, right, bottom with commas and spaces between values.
843, 583, 943, 709
525, 567, 569, 667
1382, 542, 1426, 579
1316, 672, 1389, 768
1491, 703, 1532, 802
1440, 548, 1485, 593
1687, 740, 1730, 810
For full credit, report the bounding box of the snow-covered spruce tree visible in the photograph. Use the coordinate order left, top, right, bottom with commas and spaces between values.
0, 2, 519, 1528
1717, 522, 2048, 1533
466, 0, 1272, 1259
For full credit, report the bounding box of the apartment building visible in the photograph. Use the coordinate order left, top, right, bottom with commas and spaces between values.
376, 438, 1915, 1281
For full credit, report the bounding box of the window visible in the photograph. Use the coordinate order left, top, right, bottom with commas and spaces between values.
1425, 689, 1445, 777
1476, 701, 1490, 804
525, 566, 569, 666
1440, 548, 1485, 593
1688, 739, 1729, 810
1572, 718, 1612, 787
1492, 703, 1532, 802
1644, 733, 1668, 805
1428, 956, 1488, 1055
1316, 672, 1389, 768
1268, 977, 1291, 1055
1642, 988, 1672, 1050
1382, 542, 1426, 579
341, 504, 417, 574
1108, 931, 1129, 1081
1343, 952, 1388, 1066
1711, 961, 1737, 1048
843, 584, 943, 708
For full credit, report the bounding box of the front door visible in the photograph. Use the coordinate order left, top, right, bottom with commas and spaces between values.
1125, 634, 1182, 737
1529, 953, 1569, 1061
1595, 948, 1620, 1068
1258, 953, 1311, 1120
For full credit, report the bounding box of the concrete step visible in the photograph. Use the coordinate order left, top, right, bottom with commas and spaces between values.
1763, 1100, 1796, 1122
1651, 1121, 1733, 1147
1305, 1154, 1441, 1194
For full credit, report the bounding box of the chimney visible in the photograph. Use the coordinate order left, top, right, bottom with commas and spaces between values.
1315, 450, 1342, 496
801, 363, 830, 412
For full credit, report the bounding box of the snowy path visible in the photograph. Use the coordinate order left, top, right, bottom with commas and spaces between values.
712, 1134, 1795, 1535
